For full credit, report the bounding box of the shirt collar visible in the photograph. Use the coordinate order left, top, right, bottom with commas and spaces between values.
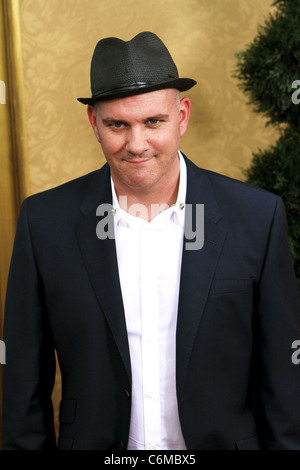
111, 150, 187, 229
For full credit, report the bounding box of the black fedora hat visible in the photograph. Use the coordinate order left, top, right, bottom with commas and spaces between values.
77, 31, 196, 104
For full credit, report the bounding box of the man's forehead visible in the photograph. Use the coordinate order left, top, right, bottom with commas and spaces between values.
96, 88, 179, 114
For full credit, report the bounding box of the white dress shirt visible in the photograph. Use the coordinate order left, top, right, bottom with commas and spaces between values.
111, 151, 187, 450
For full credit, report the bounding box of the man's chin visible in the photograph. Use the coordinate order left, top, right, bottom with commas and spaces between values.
123, 179, 156, 190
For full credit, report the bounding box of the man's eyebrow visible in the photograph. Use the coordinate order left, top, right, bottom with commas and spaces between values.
102, 117, 125, 124
101, 114, 169, 124
146, 114, 169, 120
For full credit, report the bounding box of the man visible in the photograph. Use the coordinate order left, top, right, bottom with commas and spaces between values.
2, 31, 300, 450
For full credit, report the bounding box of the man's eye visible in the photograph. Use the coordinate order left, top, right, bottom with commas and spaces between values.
112, 122, 124, 128
147, 119, 159, 125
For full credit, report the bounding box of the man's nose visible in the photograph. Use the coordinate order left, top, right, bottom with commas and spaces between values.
125, 126, 150, 155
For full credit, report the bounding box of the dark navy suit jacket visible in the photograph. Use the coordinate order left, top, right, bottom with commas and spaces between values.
3, 155, 300, 449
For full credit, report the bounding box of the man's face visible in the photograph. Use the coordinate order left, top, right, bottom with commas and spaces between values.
87, 88, 191, 194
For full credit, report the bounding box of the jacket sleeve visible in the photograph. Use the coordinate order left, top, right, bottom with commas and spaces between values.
2, 198, 57, 449
256, 195, 300, 449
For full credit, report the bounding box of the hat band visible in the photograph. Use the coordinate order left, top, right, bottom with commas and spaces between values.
92, 81, 159, 98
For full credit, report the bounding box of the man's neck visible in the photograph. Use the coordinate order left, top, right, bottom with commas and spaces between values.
113, 161, 180, 222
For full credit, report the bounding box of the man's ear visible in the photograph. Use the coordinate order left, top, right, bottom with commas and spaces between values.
179, 97, 191, 138
87, 104, 101, 141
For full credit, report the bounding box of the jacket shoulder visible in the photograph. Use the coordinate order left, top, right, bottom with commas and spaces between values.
186, 157, 279, 209
26, 168, 101, 204
22, 164, 110, 215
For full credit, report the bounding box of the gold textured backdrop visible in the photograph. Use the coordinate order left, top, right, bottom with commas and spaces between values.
19, 0, 279, 195
1, 0, 279, 444
0, 0, 31, 447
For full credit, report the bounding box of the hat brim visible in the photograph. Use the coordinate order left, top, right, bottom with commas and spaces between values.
77, 78, 196, 105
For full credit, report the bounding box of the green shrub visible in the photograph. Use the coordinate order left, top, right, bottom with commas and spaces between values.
235, 0, 300, 290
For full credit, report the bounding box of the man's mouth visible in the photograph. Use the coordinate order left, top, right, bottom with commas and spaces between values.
125, 157, 152, 165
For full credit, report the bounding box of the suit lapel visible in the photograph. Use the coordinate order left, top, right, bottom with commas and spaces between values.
176, 157, 227, 399
74, 165, 131, 381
